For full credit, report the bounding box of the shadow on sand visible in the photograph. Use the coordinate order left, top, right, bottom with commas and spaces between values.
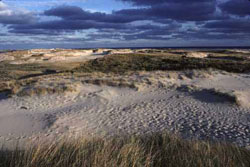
190, 89, 234, 104
0, 92, 9, 101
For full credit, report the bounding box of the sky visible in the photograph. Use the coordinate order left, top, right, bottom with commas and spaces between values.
0, 0, 250, 49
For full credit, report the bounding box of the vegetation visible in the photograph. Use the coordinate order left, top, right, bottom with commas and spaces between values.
1, 52, 250, 96
0, 62, 78, 95
0, 63, 52, 81
1, 51, 249, 82
0, 133, 249, 167
73, 54, 250, 74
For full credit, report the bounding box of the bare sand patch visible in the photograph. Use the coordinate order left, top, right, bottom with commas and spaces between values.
7, 49, 105, 64
0, 54, 14, 62
0, 112, 48, 136
185, 52, 208, 58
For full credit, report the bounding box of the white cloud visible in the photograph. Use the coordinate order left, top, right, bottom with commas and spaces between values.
0, 2, 36, 25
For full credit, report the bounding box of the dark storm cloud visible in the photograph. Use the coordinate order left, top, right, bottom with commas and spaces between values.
204, 19, 250, 33
115, 4, 217, 22
0, 14, 35, 25
219, 0, 250, 16
8, 29, 64, 35
87, 23, 181, 41
174, 31, 249, 40
9, 19, 132, 35
173, 19, 250, 41
9, 19, 175, 37
44, 0, 222, 23
119, 0, 213, 6
44, 5, 145, 23
203, 19, 250, 39
116, 0, 220, 21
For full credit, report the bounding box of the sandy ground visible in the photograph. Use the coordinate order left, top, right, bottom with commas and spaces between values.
4, 49, 135, 64
9, 52, 106, 64
0, 71, 250, 149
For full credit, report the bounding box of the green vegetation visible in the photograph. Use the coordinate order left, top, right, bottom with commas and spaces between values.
0, 62, 79, 95
0, 133, 249, 167
1, 50, 249, 81
1, 52, 250, 96
74, 54, 250, 74
0, 63, 53, 81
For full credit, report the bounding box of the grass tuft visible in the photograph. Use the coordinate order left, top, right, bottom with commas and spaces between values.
0, 133, 249, 167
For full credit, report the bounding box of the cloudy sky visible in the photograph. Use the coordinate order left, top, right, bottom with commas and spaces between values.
0, 0, 250, 49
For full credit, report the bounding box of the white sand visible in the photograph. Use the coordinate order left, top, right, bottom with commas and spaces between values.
7, 49, 134, 64
185, 52, 208, 58
0, 71, 250, 149
0, 54, 14, 62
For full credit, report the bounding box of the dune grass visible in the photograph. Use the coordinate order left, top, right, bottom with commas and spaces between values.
0, 133, 249, 167
73, 54, 250, 74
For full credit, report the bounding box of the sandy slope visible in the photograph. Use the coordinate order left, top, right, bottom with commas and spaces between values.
4, 49, 135, 64
0, 71, 250, 149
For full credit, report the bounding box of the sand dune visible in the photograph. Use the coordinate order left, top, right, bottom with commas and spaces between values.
0, 70, 249, 149
2, 48, 135, 64
0, 54, 14, 62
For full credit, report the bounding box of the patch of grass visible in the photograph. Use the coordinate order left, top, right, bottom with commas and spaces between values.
0, 61, 80, 81
0, 63, 50, 81
17, 82, 79, 97
0, 133, 249, 167
73, 54, 250, 74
